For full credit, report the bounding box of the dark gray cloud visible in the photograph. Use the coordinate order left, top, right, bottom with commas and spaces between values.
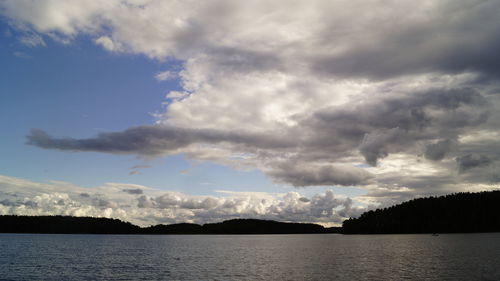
425, 139, 457, 161
312, 1, 500, 80
123, 188, 143, 195
301, 87, 489, 165
266, 162, 373, 187
137, 195, 155, 208
26, 126, 294, 155
0, 199, 21, 207
359, 129, 401, 166
309, 88, 485, 133
27, 88, 487, 156
26, 127, 195, 155
91, 197, 116, 208
26, 85, 493, 187
456, 154, 493, 173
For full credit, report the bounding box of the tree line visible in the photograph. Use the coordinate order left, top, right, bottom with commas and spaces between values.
0, 216, 341, 234
342, 191, 500, 234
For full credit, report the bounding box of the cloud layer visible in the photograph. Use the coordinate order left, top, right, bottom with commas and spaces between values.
0, 175, 361, 226
2, 0, 500, 207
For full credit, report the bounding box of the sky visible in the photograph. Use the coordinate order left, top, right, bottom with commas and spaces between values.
1, 0, 500, 227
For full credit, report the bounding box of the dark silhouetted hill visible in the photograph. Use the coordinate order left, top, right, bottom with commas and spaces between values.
0, 216, 338, 234
143, 223, 203, 234
0, 215, 141, 234
201, 219, 325, 234
342, 191, 500, 234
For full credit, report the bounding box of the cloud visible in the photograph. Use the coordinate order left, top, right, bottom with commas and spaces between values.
165, 91, 188, 101
2, 0, 500, 202
129, 164, 151, 175
95, 36, 116, 51
26, 126, 293, 155
266, 162, 373, 187
25, 80, 492, 188
3, 0, 500, 78
359, 129, 401, 166
13, 51, 32, 59
309, 1, 500, 80
425, 139, 457, 161
456, 154, 494, 173
131, 165, 152, 170
25, 74, 496, 191
123, 188, 143, 195
155, 70, 176, 81
0, 174, 359, 226
18, 33, 45, 47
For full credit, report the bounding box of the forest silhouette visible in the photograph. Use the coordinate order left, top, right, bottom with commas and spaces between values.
342, 191, 500, 234
0, 216, 339, 234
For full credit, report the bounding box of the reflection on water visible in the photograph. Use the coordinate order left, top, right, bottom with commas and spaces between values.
1, 233, 500, 280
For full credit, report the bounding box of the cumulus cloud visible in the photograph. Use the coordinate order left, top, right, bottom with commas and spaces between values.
2, 0, 500, 202
0, 175, 359, 226
95, 36, 116, 51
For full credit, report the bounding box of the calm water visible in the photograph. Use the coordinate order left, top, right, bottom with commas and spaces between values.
1, 233, 500, 280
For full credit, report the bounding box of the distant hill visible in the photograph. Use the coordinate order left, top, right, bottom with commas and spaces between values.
0, 215, 141, 234
0, 216, 340, 235
342, 191, 500, 234
144, 219, 337, 234
143, 222, 203, 234
201, 219, 326, 234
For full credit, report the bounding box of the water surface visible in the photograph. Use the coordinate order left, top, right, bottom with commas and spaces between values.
1, 233, 499, 280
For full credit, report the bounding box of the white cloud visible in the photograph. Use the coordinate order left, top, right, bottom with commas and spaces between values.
95, 36, 116, 51
155, 70, 176, 81
1, 0, 112, 36
0, 175, 359, 226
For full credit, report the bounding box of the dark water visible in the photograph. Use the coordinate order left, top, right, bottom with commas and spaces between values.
1, 233, 500, 280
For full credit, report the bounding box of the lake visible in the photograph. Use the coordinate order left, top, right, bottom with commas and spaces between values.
1, 233, 499, 280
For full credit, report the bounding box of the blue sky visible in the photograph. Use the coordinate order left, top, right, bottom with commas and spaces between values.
1, 0, 499, 226
1, 25, 279, 195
